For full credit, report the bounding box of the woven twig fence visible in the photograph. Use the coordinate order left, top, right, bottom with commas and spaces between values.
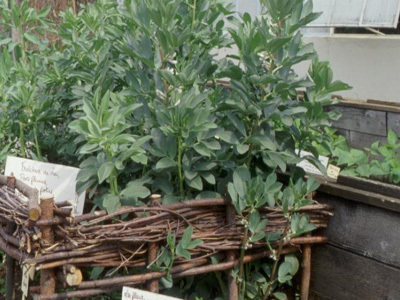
0, 174, 333, 299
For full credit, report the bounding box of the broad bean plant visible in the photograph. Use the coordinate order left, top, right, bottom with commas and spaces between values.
0, 0, 350, 298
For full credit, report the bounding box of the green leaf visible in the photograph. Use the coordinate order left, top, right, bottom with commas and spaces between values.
278, 261, 293, 278
249, 211, 261, 233
284, 255, 299, 275
306, 176, 319, 194
90, 267, 104, 280
250, 232, 266, 243
355, 164, 370, 177
228, 182, 240, 214
217, 64, 243, 80
0, 38, 12, 46
97, 162, 114, 184
194, 143, 212, 156
155, 157, 177, 170
167, 231, 176, 251
186, 175, 203, 191
388, 129, 398, 145
273, 292, 288, 300
158, 69, 177, 86
218, 130, 239, 144
201, 173, 216, 185
247, 134, 277, 151
24, 32, 41, 45
233, 167, 251, 199
160, 275, 173, 288
186, 239, 203, 249
176, 247, 191, 260
236, 143, 249, 154
256, 219, 268, 233
103, 194, 121, 214
278, 274, 292, 284
180, 226, 193, 248
120, 181, 151, 199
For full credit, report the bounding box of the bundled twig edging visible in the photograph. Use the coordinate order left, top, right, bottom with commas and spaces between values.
0, 174, 333, 299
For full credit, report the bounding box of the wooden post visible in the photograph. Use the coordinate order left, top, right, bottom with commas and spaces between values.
28, 188, 41, 221
147, 194, 161, 293
5, 176, 16, 300
301, 195, 314, 300
226, 203, 239, 300
40, 195, 56, 295
56, 264, 83, 287
300, 242, 312, 300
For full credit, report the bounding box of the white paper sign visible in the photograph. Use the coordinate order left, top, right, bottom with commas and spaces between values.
5, 156, 85, 215
296, 150, 329, 176
21, 264, 35, 299
122, 287, 183, 300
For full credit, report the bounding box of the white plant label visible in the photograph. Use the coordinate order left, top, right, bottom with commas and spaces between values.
296, 150, 329, 176
327, 164, 341, 180
122, 287, 183, 300
5, 156, 85, 215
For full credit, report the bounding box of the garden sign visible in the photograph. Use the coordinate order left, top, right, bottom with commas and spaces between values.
122, 287, 183, 300
4, 156, 85, 215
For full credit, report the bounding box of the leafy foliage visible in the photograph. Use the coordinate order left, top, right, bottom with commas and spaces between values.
0, 0, 351, 298
330, 129, 400, 184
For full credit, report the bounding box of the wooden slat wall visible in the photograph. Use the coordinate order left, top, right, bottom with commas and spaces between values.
29, 0, 93, 17
310, 193, 400, 299
329, 101, 400, 149
311, 245, 400, 300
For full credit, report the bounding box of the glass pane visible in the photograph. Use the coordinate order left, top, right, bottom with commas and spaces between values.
309, 0, 400, 28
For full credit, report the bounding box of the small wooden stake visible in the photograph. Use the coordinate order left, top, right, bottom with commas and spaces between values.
226, 203, 239, 300
5, 221, 16, 300
300, 242, 312, 300
28, 190, 41, 222
40, 195, 56, 295
57, 268, 83, 287
5, 176, 16, 300
147, 194, 161, 293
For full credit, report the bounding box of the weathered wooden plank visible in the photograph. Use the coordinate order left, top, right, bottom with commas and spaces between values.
318, 180, 400, 213
348, 131, 387, 149
330, 106, 386, 135
336, 98, 400, 113
337, 174, 400, 199
387, 112, 400, 138
310, 244, 400, 300
316, 193, 400, 268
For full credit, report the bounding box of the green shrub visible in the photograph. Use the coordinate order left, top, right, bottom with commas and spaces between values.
0, 0, 350, 298
331, 129, 400, 184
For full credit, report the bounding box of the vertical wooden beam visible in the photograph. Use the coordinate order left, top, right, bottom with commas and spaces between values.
39, 195, 56, 295
147, 194, 161, 293
300, 243, 312, 300
5, 176, 16, 300
226, 203, 238, 300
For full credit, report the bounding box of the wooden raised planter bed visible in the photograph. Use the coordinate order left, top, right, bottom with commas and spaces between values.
0, 174, 332, 299
311, 175, 400, 299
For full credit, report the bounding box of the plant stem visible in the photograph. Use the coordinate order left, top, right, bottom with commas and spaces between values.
19, 121, 26, 157
106, 151, 118, 196
238, 221, 249, 298
177, 134, 184, 199
33, 124, 42, 160
263, 217, 291, 299
18, 25, 27, 63
245, 116, 260, 167
72, 0, 77, 14
191, 0, 197, 31
158, 47, 170, 106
